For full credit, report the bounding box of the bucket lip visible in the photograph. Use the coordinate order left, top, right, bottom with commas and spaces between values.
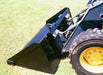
7, 59, 15, 66
7, 43, 42, 65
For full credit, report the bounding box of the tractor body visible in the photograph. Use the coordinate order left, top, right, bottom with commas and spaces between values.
7, 0, 103, 75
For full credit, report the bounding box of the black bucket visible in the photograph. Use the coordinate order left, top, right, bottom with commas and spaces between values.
7, 7, 72, 74
7, 43, 60, 74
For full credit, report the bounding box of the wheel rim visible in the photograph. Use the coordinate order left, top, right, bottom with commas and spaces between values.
79, 47, 103, 73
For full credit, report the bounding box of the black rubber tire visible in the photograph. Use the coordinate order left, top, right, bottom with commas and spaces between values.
69, 28, 103, 75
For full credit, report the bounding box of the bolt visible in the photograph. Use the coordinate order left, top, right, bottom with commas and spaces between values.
93, 50, 96, 52
89, 52, 91, 54
88, 56, 90, 58
99, 51, 102, 53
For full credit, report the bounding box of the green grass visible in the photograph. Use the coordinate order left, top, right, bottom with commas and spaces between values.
0, 0, 87, 75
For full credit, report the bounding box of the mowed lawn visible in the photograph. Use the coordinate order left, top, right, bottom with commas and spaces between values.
0, 0, 88, 75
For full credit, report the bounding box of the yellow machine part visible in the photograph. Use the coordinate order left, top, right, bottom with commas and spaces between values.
79, 47, 103, 73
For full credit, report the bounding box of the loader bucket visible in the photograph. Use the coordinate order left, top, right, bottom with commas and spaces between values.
7, 25, 61, 74
7, 43, 60, 74
7, 7, 72, 74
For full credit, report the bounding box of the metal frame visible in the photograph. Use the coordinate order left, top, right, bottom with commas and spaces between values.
64, 2, 103, 52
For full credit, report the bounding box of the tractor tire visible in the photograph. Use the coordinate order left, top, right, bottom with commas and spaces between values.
69, 28, 103, 75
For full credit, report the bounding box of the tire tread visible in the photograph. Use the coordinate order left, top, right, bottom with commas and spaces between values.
69, 28, 103, 75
